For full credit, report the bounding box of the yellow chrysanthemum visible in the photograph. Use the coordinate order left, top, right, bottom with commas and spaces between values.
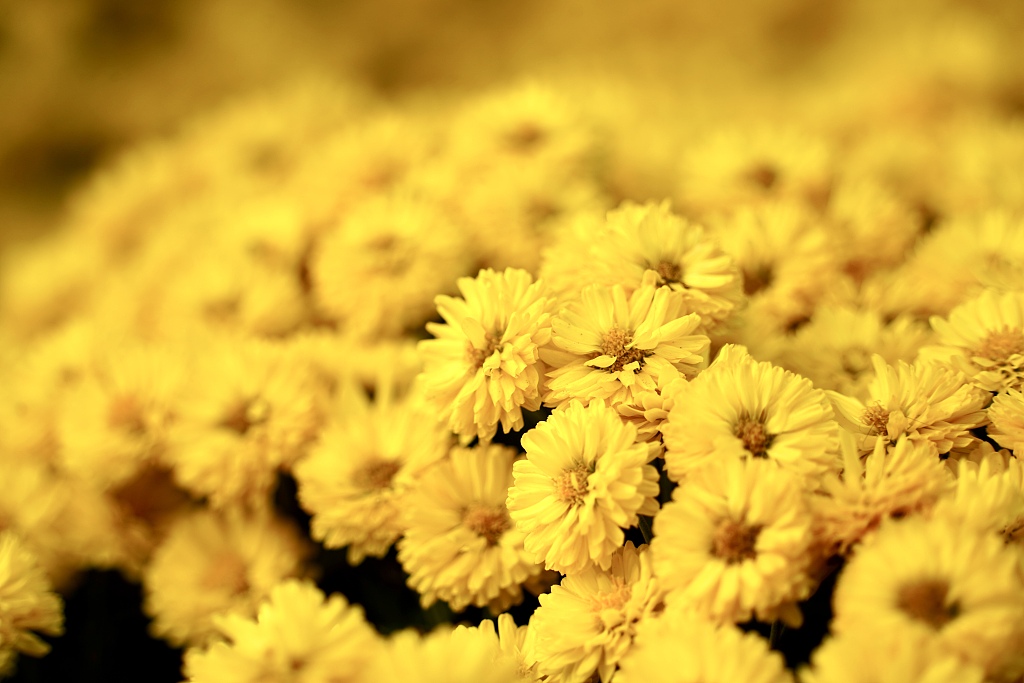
543, 201, 743, 330
0, 531, 64, 676
927, 288, 1024, 393
811, 433, 952, 556
295, 382, 450, 565
988, 388, 1024, 456
311, 193, 470, 339
506, 401, 660, 574
801, 631, 985, 683
183, 579, 380, 683
484, 613, 541, 682
676, 124, 834, 216
618, 611, 794, 683
542, 276, 708, 410
651, 457, 814, 626
528, 542, 662, 683
397, 443, 542, 613
417, 268, 556, 442
827, 355, 989, 457
167, 335, 322, 507
369, 625, 519, 683
662, 344, 840, 486
143, 507, 310, 647
776, 305, 932, 401
832, 515, 1024, 679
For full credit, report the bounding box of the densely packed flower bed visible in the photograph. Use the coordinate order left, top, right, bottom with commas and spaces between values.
2, 15, 1024, 679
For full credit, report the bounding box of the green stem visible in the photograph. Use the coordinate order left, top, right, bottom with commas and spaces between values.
769, 620, 784, 649
638, 515, 654, 544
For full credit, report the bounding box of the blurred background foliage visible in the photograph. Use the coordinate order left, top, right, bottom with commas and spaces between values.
2, 0, 1023, 254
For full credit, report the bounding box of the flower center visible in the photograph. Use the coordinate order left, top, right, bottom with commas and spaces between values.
505, 123, 545, 152
220, 397, 271, 435
462, 503, 512, 546
862, 403, 891, 436
734, 413, 774, 458
201, 551, 250, 596
896, 579, 960, 629
711, 519, 762, 564
590, 576, 631, 613
467, 333, 500, 370
555, 462, 591, 506
745, 163, 779, 190
353, 458, 401, 491
1002, 518, 1024, 546
742, 264, 774, 296
977, 326, 1024, 363
108, 394, 147, 437
840, 347, 873, 379
599, 327, 648, 373
654, 260, 684, 286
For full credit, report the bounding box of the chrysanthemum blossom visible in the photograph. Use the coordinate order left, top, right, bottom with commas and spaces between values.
828, 355, 989, 458
651, 457, 815, 626
542, 274, 708, 410
143, 508, 310, 647
528, 542, 663, 683
811, 433, 952, 556
182, 580, 380, 683
418, 268, 555, 442
662, 344, 840, 487
397, 444, 542, 612
475, 614, 542, 682
506, 401, 660, 574
294, 382, 450, 564
927, 288, 1024, 392
802, 631, 985, 683
618, 612, 794, 683
0, 532, 64, 676
988, 389, 1024, 456
369, 625, 520, 683
832, 515, 1024, 679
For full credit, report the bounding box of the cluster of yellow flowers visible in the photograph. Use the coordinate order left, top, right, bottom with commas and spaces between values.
2, 45, 1024, 682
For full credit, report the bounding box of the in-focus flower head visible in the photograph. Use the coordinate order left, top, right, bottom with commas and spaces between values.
988, 388, 1024, 456
418, 267, 555, 442
397, 443, 542, 613
827, 355, 989, 458
507, 400, 660, 574
542, 273, 708, 410
927, 287, 1024, 393
662, 344, 841, 486
528, 542, 663, 683
651, 457, 815, 626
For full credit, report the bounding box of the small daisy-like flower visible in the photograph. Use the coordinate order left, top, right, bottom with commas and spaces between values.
311, 193, 470, 339
167, 335, 322, 508
543, 201, 743, 330
811, 434, 952, 556
615, 383, 676, 443
776, 305, 932, 401
528, 542, 663, 683
143, 507, 310, 647
0, 532, 64, 676
369, 625, 519, 683
506, 401, 660, 574
662, 344, 840, 486
832, 515, 1024, 678
827, 355, 989, 457
418, 268, 556, 443
183, 579, 379, 683
802, 632, 985, 683
987, 388, 1024, 455
927, 288, 1024, 392
618, 612, 794, 683
651, 457, 815, 626
397, 444, 542, 613
294, 382, 450, 564
542, 275, 708, 410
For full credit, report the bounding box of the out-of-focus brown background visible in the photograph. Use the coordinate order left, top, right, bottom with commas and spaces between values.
2, 0, 1023, 254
